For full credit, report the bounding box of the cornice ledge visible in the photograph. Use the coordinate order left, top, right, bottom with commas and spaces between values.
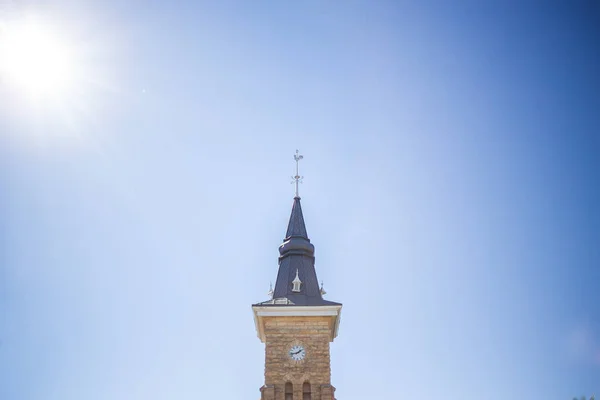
252, 305, 342, 343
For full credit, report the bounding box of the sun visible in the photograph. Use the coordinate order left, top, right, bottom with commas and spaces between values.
0, 18, 75, 99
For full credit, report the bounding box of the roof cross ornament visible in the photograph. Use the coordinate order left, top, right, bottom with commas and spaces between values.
291, 149, 304, 198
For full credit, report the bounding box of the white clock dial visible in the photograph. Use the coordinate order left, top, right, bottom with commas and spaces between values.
289, 345, 306, 361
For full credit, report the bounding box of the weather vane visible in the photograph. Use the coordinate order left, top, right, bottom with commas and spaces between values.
292, 149, 304, 198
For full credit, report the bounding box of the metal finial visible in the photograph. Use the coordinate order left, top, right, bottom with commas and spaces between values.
291, 149, 304, 198
320, 281, 327, 296
267, 282, 274, 299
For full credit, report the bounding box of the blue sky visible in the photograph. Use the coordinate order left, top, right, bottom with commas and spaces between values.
1, 1, 599, 399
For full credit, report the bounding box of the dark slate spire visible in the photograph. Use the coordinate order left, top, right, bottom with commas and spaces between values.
257, 196, 340, 307
279, 196, 314, 258
253, 151, 340, 308
285, 196, 308, 239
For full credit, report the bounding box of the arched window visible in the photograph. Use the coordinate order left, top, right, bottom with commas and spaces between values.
285, 382, 293, 400
303, 382, 311, 400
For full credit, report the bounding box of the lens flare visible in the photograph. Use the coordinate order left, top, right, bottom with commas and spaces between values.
0, 19, 75, 99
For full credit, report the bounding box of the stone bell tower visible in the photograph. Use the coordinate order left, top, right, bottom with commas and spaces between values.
252, 152, 342, 400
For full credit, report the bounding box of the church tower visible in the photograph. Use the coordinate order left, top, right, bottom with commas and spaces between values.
252, 152, 342, 400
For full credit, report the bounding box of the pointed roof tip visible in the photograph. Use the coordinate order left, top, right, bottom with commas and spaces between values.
285, 196, 308, 239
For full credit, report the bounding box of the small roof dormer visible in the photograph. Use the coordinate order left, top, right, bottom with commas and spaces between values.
292, 269, 302, 292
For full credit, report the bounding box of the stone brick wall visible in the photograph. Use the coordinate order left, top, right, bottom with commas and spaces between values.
260, 316, 337, 400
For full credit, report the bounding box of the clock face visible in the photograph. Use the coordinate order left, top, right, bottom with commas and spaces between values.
289, 345, 306, 361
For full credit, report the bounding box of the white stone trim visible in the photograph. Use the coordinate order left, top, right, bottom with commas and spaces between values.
255, 309, 337, 317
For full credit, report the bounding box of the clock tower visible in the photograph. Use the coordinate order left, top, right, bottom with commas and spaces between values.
252, 153, 342, 400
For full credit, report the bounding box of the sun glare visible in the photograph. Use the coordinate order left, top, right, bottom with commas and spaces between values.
0, 19, 75, 99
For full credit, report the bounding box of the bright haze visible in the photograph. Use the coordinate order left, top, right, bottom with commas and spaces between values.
1, 1, 598, 399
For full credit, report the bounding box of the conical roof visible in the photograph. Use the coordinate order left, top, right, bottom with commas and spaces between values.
285, 197, 308, 239
254, 196, 341, 307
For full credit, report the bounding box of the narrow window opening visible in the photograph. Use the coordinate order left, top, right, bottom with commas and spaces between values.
285, 382, 293, 400
303, 382, 311, 400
